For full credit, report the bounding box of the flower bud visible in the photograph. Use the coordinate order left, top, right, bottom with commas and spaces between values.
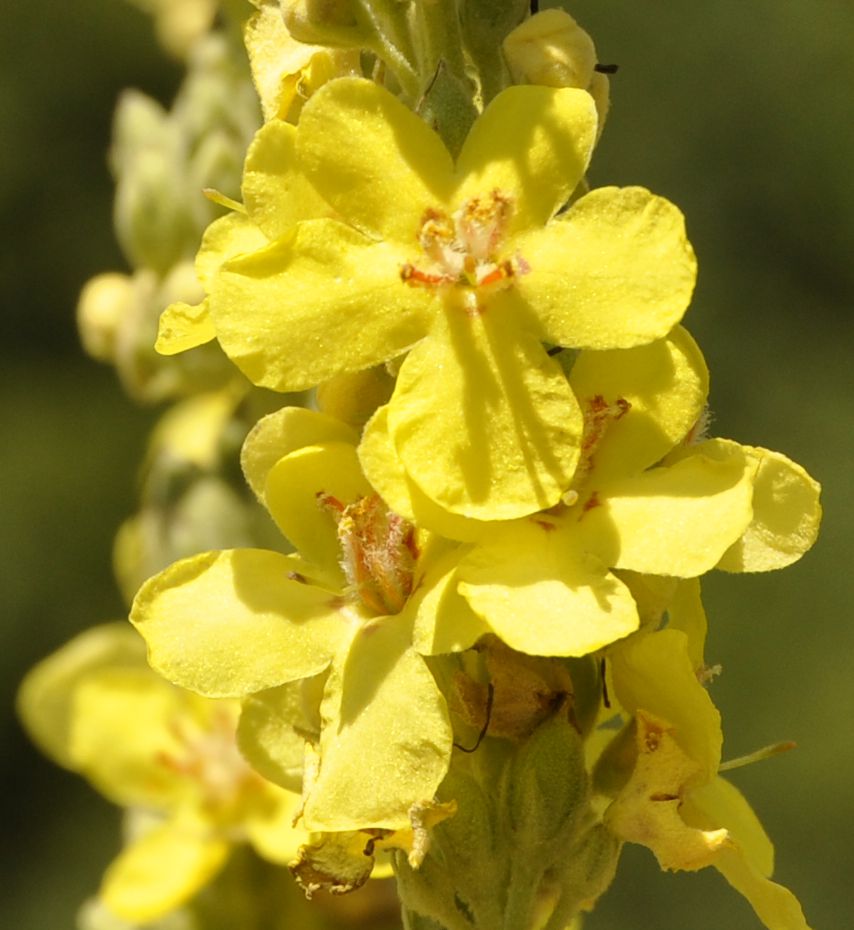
502, 9, 611, 138
501, 705, 588, 847
315, 367, 394, 430
503, 9, 596, 89
77, 273, 133, 363
113, 132, 196, 274
280, 0, 372, 48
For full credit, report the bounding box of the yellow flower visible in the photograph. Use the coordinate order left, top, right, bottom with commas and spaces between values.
362, 325, 820, 658
131, 407, 454, 834
170, 76, 695, 520
18, 624, 303, 924
597, 594, 814, 930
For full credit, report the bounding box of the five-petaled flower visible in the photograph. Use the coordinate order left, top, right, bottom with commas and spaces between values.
158, 76, 696, 521
130, 406, 455, 835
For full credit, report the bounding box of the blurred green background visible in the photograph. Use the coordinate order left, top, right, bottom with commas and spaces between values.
1, 0, 851, 927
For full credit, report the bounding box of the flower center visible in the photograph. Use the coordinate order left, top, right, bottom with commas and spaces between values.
318, 492, 418, 616
400, 190, 528, 293
158, 706, 259, 814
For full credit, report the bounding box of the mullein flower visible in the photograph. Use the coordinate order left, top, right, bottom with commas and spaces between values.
130, 407, 456, 834
362, 327, 820, 657
17, 624, 304, 925
596, 588, 814, 930
158, 75, 695, 521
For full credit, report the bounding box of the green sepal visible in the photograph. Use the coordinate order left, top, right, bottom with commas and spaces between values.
417, 61, 479, 160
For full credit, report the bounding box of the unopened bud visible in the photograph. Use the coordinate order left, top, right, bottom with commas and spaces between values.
280, 0, 372, 48
77, 273, 133, 363
503, 9, 596, 89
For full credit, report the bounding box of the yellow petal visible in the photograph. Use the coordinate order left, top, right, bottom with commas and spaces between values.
302, 618, 452, 831
17, 623, 146, 769
685, 776, 774, 877
359, 406, 486, 542
196, 212, 264, 287
241, 406, 358, 503
458, 519, 638, 657
244, 5, 319, 121
579, 439, 755, 577
609, 628, 722, 780
297, 77, 455, 242
214, 219, 434, 391
101, 821, 229, 923
130, 549, 349, 697
717, 446, 822, 572
237, 678, 320, 793
515, 187, 696, 349
155, 299, 216, 355
605, 711, 730, 872
410, 541, 490, 655
388, 308, 583, 520
569, 326, 709, 480
69, 668, 203, 808
714, 846, 814, 930
242, 119, 329, 241
666, 578, 708, 672
244, 784, 307, 865
453, 85, 597, 234
264, 441, 372, 577
149, 388, 239, 471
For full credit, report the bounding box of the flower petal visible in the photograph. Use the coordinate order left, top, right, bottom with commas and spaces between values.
100, 821, 229, 923
685, 777, 774, 877
666, 578, 709, 672
244, 4, 319, 121
569, 326, 709, 480
713, 847, 814, 930
302, 618, 452, 831
458, 518, 638, 656
717, 447, 822, 573
16, 623, 145, 770
604, 711, 729, 872
237, 677, 321, 793
241, 406, 358, 503
297, 77, 455, 241
155, 299, 216, 355
264, 441, 372, 577
213, 219, 434, 391
359, 406, 486, 542
68, 668, 206, 809
198, 211, 268, 290
515, 187, 696, 349
454, 85, 596, 234
388, 308, 583, 520
579, 439, 756, 577
242, 119, 329, 241
130, 549, 348, 697
244, 785, 306, 865
609, 628, 722, 779
410, 541, 490, 655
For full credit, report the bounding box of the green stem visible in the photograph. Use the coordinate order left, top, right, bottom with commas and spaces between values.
413, 0, 468, 87
355, 0, 422, 98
